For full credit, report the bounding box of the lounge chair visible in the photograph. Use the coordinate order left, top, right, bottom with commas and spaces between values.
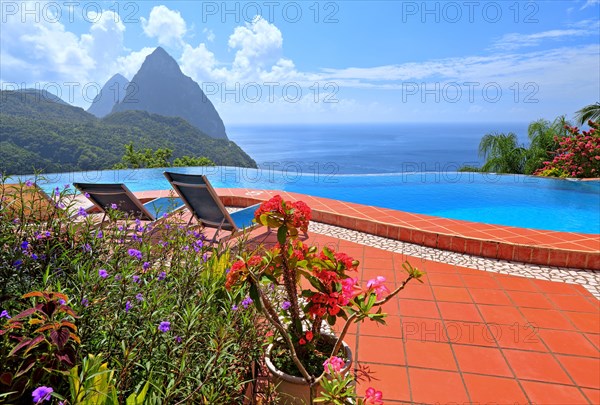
163, 172, 260, 243
73, 182, 184, 223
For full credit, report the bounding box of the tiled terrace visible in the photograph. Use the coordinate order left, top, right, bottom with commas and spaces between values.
138, 188, 600, 270
136, 188, 600, 404
305, 232, 600, 404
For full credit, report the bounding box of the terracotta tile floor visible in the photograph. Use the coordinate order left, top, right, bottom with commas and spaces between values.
137, 188, 600, 403
245, 228, 600, 404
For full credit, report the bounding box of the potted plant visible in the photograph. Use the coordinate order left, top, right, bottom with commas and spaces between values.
225, 196, 423, 404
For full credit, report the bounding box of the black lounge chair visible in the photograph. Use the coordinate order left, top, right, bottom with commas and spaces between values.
73, 182, 184, 223
163, 172, 260, 243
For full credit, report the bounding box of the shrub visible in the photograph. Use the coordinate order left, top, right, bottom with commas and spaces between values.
535, 120, 600, 178
0, 178, 264, 404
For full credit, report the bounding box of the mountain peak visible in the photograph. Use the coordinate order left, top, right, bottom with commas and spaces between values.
111, 47, 228, 139
141, 47, 181, 74
87, 74, 130, 118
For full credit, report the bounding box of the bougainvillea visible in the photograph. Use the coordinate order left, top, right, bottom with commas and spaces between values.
535, 120, 600, 178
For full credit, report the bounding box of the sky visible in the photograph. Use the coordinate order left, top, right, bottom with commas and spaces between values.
1, 0, 599, 124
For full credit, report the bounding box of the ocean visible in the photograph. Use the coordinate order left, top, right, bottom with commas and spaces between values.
227, 122, 531, 175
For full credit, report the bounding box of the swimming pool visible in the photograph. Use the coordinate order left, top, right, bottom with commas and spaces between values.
22, 166, 600, 234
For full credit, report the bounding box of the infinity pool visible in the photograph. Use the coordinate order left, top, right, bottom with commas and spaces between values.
25, 167, 600, 234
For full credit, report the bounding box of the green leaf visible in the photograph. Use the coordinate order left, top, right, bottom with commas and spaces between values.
248, 284, 262, 312
277, 225, 288, 245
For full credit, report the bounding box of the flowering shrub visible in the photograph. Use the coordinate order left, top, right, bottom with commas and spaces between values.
0, 178, 264, 404
226, 195, 423, 402
535, 120, 600, 178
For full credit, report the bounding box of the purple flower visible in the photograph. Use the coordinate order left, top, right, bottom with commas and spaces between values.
158, 321, 170, 333
115, 274, 122, 281
241, 296, 253, 309
281, 301, 291, 311
142, 261, 151, 271
98, 269, 108, 278
83, 243, 92, 252
136, 293, 144, 302
1, 310, 10, 319
111, 203, 118, 209
96, 230, 103, 239
32, 386, 53, 403
21, 240, 29, 250
31, 253, 38, 260
25, 180, 33, 187
84, 192, 90, 198
77, 207, 88, 217
135, 218, 141, 226
202, 253, 208, 262
157, 271, 166, 281
54, 187, 60, 196
81, 298, 89, 307
232, 304, 238, 311
58, 299, 66, 305
63, 184, 70, 189
13, 260, 23, 268
128, 249, 142, 260
132, 275, 140, 283
56, 202, 65, 209
125, 300, 132, 312
174, 335, 182, 343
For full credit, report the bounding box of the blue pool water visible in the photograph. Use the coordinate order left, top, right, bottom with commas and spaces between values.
24, 167, 600, 234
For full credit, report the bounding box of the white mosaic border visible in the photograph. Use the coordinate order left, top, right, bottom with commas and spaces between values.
307, 222, 600, 300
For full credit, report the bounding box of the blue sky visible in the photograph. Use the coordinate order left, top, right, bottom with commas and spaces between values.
1, 0, 599, 124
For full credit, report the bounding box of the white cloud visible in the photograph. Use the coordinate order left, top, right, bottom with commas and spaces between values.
491, 20, 599, 51
140, 5, 187, 47
0, 3, 153, 106
80, 11, 125, 70
115, 47, 155, 79
203, 28, 215, 42
180, 17, 303, 84
228, 16, 283, 72
580, 0, 600, 9
180, 43, 219, 82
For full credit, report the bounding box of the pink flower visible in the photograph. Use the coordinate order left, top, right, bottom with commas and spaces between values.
364, 387, 383, 404
366, 276, 390, 299
340, 277, 359, 305
323, 356, 345, 374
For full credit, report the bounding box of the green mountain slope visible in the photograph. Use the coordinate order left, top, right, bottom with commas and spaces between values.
0, 92, 256, 175
1, 90, 95, 122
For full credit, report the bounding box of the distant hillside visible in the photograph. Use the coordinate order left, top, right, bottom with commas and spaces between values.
15, 89, 70, 105
112, 47, 228, 140
1, 90, 95, 122
0, 91, 256, 175
87, 74, 130, 118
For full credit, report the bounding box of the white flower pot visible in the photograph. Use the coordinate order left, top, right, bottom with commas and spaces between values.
264, 338, 352, 405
